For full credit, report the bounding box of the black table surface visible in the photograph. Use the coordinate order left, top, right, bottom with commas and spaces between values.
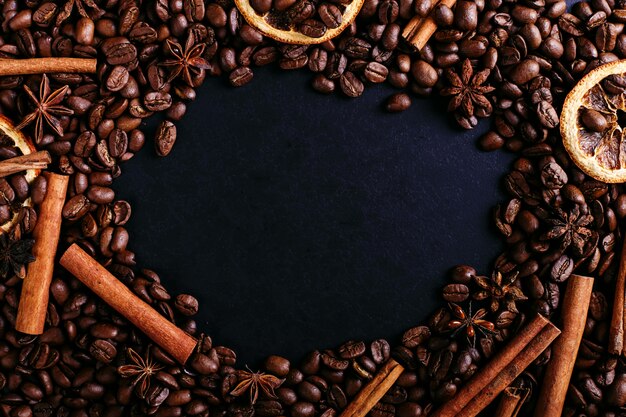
115, 66, 514, 367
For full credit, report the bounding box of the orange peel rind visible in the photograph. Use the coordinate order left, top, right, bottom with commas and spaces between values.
0, 115, 40, 232
561, 59, 626, 183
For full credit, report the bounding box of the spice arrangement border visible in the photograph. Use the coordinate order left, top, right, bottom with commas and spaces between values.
0, 0, 624, 417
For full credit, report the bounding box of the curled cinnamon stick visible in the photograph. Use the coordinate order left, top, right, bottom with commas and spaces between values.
0, 58, 97, 76
533, 274, 594, 417
457, 323, 560, 417
0, 151, 51, 178
402, 0, 458, 50
494, 387, 530, 417
609, 242, 626, 355
16, 173, 69, 335
60, 244, 197, 364
338, 359, 404, 417
430, 314, 557, 417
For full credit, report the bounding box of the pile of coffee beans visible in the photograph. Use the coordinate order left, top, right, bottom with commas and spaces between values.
257, 0, 349, 38
1, 0, 626, 416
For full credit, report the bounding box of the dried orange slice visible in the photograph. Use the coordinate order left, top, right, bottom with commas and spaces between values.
234, 0, 364, 44
0, 115, 40, 232
561, 59, 626, 183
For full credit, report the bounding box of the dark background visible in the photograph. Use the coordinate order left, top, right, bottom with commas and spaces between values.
115, 67, 514, 367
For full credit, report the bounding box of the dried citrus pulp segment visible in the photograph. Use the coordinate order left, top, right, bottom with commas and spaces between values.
561, 59, 626, 183
0, 115, 38, 232
234, 0, 365, 44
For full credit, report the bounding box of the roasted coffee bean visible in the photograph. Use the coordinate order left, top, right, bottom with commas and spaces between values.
581, 108, 608, 132
433, 4, 454, 26
229, 66, 254, 87
442, 284, 469, 302
455, 0, 478, 31
509, 59, 541, 84
311, 74, 335, 93
264, 355, 290, 377
291, 402, 315, 417
402, 326, 430, 348
155, 120, 177, 157
89, 340, 117, 364
385, 92, 411, 112
339, 71, 364, 97
362, 62, 387, 83
144, 91, 172, 112
319, 4, 342, 28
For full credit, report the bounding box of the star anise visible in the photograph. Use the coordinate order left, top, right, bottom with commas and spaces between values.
117, 347, 164, 399
230, 367, 284, 405
0, 233, 34, 279
15, 74, 74, 144
161, 34, 210, 87
473, 271, 527, 313
56, 0, 103, 26
540, 205, 594, 255
447, 302, 495, 342
441, 59, 495, 118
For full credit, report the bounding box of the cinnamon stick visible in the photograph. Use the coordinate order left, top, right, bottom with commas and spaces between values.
0, 58, 97, 76
430, 314, 557, 417
0, 151, 51, 178
533, 274, 594, 417
494, 387, 530, 417
15, 173, 69, 335
401, 16, 423, 44
403, 0, 458, 50
609, 242, 626, 355
338, 359, 404, 417
457, 323, 560, 417
59, 243, 197, 364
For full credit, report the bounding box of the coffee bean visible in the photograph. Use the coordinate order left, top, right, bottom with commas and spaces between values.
363, 62, 388, 83
155, 120, 177, 157
411, 60, 438, 87
442, 284, 469, 302
509, 59, 541, 84
319, 4, 342, 28
229, 66, 254, 87
89, 340, 117, 364
291, 402, 315, 417
264, 355, 290, 377
299, 19, 327, 38
454, 0, 478, 31
311, 74, 335, 93
339, 71, 364, 97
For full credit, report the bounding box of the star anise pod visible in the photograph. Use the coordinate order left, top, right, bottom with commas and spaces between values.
540, 205, 594, 255
56, 0, 103, 26
447, 302, 495, 343
161, 34, 210, 87
15, 74, 74, 144
473, 271, 527, 313
230, 367, 284, 405
0, 233, 34, 279
441, 59, 495, 118
117, 347, 164, 399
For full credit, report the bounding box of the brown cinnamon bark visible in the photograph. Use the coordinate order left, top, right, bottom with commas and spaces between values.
60, 244, 197, 364
0, 58, 97, 76
609, 242, 626, 355
403, 0, 458, 50
457, 323, 560, 417
430, 314, 554, 417
494, 387, 530, 417
15, 173, 69, 335
401, 16, 423, 45
338, 359, 404, 417
0, 151, 51, 178
533, 274, 594, 417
